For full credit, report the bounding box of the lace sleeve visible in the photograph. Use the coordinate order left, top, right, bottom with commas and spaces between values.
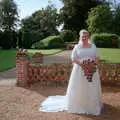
71, 45, 79, 60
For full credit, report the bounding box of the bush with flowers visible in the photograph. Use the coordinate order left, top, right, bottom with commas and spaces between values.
91, 33, 120, 48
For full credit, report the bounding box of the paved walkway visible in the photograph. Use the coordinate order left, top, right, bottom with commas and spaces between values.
43, 50, 71, 64
0, 68, 16, 85
0, 50, 72, 85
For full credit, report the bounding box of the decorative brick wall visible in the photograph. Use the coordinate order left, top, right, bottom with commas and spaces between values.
27, 64, 71, 85
16, 50, 120, 86
99, 61, 120, 83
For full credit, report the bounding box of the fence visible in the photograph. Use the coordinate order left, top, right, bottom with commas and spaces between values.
16, 50, 120, 86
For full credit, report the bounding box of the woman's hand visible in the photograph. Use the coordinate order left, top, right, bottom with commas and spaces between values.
72, 59, 82, 66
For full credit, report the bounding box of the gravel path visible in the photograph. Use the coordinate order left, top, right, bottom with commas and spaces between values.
0, 84, 120, 120
0, 68, 16, 85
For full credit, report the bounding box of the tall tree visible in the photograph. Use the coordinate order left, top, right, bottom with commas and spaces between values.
86, 4, 113, 33
59, 0, 106, 33
22, 4, 59, 37
112, 5, 120, 35
0, 0, 18, 49
21, 4, 59, 48
0, 0, 18, 31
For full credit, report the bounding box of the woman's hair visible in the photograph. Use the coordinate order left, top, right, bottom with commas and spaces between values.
78, 29, 90, 44
79, 29, 89, 36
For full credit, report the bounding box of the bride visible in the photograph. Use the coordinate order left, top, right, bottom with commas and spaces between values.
39, 29, 103, 115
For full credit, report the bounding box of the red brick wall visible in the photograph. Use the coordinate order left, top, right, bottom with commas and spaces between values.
99, 62, 120, 83
16, 50, 120, 86
16, 58, 29, 86
16, 50, 29, 86
27, 64, 71, 85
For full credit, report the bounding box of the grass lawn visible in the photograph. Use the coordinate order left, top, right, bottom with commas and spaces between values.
0, 48, 120, 72
98, 48, 120, 63
27, 48, 64, 57
0, 49, 64, 72
0, 49, 16, 72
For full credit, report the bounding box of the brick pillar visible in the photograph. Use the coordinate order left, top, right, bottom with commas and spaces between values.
16, 50, 29, 87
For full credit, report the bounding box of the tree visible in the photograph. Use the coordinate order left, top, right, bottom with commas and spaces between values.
0, 0, 18, 49
21, 4, 59, 48
21, 4, 59, 37
112, 5, 120, 35
59, 0, 105, 33
86, 4, 113, 33
0, 0, 18, 31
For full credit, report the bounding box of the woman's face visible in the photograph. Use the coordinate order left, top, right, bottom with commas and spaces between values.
79, 32, 89, 43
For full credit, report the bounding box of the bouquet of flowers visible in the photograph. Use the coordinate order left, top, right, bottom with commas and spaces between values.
80, 58, 98, 82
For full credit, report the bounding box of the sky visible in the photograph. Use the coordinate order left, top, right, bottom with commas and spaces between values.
4, 0, 120, 20
14, 0, 63, 19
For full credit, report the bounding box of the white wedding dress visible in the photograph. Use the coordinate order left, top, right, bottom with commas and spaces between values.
39, 43, 102, 115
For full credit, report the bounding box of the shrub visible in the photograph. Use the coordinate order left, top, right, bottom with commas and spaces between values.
17, 30, 23, 48
12, 31, 17, 48
0, 31, 3, 47
0, 31, 13, 49
59, 30, 76, 42
91, 33, 120, 48
22, 31, 41, 49
32, 35, 64, 49
0, 31, 17, 49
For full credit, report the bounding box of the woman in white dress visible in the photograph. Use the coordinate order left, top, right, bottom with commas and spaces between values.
39, 29, 103, 115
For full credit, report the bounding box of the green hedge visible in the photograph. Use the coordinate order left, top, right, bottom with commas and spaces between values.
0, 31, 3, 48
22, 31, 41, 49
0, 31, 17, 49
0, 31, 13, 49
59, 30, 76, 42
91, 33, 120, 48
32, 35, 64, 49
